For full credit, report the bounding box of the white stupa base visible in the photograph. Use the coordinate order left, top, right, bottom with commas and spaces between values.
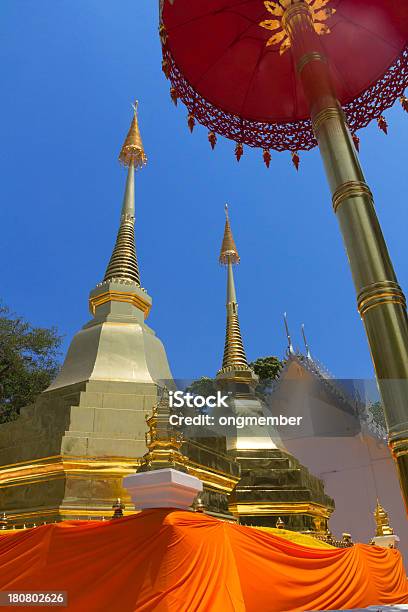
123, 468, 203, 510
372, 534, 400, 548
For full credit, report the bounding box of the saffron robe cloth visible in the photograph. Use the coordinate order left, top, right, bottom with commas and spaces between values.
0, 510, 407, 611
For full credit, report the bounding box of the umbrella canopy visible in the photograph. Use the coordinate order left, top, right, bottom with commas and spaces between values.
161, 0, 408, 151
0, 510, 407, 611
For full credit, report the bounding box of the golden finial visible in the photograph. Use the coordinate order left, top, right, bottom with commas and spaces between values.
112, 498, 125, 519
374, 499, 394, 536
118, 101, 147, 169
193, 494, 206, 513
139, 388, 186, 472
341, 533, 353, 547
219, 204, 240, 265
276, 517, 285, 529
0, 512, 8, 530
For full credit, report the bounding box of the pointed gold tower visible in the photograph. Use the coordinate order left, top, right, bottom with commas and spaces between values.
214, 207, 334, 531
103, 104, 145, 287
374, 499, 394, 536
217, 205, 256, 388
0, 103, 174, 525
89, 105, 151, 317
50, 102, 172, 390
138, 388, 187, 473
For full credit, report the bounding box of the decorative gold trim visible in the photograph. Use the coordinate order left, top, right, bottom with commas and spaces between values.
228, 501, 332, 518
0, 454, 60, 470
187, 463, 240, 494
332, 180, 373, 214
357, 281, 407, 317
0, 456, 140, 489
89, 290, 151, 318
2, 507, 137, 526
312, 106, 344, 136
0, 451, 238, 497
297, 51, 326, 74
259, 1, 334, 55
390, 438, 408, 459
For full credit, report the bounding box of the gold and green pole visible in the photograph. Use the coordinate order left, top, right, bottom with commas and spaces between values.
282, 2, 408, 510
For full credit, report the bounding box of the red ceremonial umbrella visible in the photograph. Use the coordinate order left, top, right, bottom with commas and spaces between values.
161, 0, 407, 158
159, 0, 408, 512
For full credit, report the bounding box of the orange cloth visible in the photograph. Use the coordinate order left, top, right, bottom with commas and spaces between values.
0, 509, 407, 612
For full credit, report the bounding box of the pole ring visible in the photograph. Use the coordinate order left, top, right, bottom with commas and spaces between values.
390, 438, 408, 459
332, 180, 373, 213
297, 52, 327, 74
357, 281, 407, 317
312, 106, 344, 136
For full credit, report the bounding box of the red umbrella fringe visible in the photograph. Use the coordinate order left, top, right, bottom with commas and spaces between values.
235, 143, 243, 162
400, 96, 408, 112
208, 132, 217, 150
162, 58, 171, 79
292, 151, 300, 171
161, 47, 408, 153
377, 116, 388, 134
352, 133, 360, 152
159, 23, 168, 46
263, 149, 271, 168
170, 87, 178, 106
187, 114, 195, 133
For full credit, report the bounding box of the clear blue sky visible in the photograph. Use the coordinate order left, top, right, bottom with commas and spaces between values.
1, 0, 407, 380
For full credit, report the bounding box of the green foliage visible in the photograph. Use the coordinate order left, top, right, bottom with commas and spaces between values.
368, 400, 387, 430
185, 357, 283, 406
249, 356, 283, 382
185, 377, 217, 398
0, 304, 62, 423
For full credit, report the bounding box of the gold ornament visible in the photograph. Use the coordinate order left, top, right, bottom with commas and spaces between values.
260, 0, 335, 55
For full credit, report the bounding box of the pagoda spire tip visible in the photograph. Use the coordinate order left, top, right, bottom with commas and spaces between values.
219, 204, 240, 265
119, 101, 147, 169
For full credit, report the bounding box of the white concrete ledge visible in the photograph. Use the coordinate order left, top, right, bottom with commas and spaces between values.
372, 534, 400, 548
123, 468, 203, 510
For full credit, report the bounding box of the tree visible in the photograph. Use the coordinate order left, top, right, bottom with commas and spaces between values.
249, 356, 283, 382
185, 377, 217, 398
184, 357, 283, 402
0, 304, 62, 423
368, 400, 387, 431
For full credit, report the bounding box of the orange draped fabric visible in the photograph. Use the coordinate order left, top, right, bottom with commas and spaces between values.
0, 510, 407, 611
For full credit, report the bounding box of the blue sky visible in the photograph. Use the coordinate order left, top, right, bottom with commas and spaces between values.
1, 0, 407, 380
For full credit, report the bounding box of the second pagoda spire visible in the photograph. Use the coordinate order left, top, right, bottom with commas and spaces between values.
219, 205, 250, 374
